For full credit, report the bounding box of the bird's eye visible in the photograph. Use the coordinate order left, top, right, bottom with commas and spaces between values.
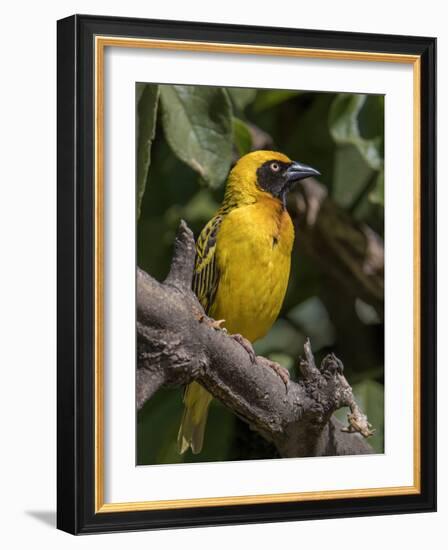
270, 162, 280, 172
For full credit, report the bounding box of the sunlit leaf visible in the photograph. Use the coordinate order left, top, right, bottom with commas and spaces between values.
232, 117, 252, 156
253, 89, 302, 112
166, 190, 219, 226
369, 168, 384, 206
227, 88, 257, 111
329, 93, 384, 210
136, 84, 159, 218
355, 298, 381, 325
287, 296, 336, 351
160, 85, 233, 188
359, 95, 385, 139
329, 94, 383, 171
254, 319, 305, 358
136, 82, 145, 104
332, 144, 372, 208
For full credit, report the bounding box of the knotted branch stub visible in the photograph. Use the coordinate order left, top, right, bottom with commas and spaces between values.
137, 221, 375, 457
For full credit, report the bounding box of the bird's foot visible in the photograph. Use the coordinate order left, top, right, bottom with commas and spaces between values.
196, 312, 226, 331
197, 315, 256, 365
209, 318, 226, 330
230, 333, 257, 364
262, 359, 290, 390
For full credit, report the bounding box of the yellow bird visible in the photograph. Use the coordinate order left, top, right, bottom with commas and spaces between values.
177, 150, 320, 454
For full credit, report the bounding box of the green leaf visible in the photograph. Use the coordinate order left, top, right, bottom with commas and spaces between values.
369, 168, 384, 206
232, 117, 252, 156
278, 93, 337, 193
136, 84, 159, 219
334, 379, 384, 453
159, 85, 233, 188
166, 190, 219, 226
287, 296, 335, 351
227, 88, 257, 111
359, 95, 385, 140
332, 144, 372, 208
355, 298, 381, 325
329, 94, 383, 171
136, 82, 145, 104
253, 89, 302, 112
254, 319, 305, 358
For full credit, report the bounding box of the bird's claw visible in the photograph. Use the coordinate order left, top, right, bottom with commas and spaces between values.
197, 314, 226, 331
229, 334, 290, 390
231, 333, 257, 363
263, 359, 290, 391
209, 318, 226, 330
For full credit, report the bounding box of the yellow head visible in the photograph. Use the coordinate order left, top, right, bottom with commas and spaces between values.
224, 150, 320, 208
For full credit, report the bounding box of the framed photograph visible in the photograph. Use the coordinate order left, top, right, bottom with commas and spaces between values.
57, 14, 436, 534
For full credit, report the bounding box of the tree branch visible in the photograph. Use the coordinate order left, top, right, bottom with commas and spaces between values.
289, 178, 384, 316
137, 221, 374, 458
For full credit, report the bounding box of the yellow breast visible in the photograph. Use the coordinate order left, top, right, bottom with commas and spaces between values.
209, 197, 294, 342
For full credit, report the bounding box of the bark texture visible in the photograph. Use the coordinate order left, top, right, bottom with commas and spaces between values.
137, 221, 375, 458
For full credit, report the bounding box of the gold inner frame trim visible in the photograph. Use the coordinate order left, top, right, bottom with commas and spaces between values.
94, 35, 421, 513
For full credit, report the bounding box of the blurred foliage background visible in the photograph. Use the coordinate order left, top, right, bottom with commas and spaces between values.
136, 83, 385, 465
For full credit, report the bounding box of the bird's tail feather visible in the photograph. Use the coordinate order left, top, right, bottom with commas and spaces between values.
177, 382, 212, 455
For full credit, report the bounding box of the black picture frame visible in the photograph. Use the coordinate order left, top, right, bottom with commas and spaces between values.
57, 14, 436, 534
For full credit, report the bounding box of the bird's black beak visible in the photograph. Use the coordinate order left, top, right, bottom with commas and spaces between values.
285, 161, 321, 183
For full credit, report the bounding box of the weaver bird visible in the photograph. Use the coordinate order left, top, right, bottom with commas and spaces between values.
177, 150, 320, 454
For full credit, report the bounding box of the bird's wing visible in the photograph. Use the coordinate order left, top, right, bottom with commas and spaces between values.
193, 214, 222, 313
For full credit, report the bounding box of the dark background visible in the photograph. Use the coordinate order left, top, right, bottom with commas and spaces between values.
136, 84, 385, 464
